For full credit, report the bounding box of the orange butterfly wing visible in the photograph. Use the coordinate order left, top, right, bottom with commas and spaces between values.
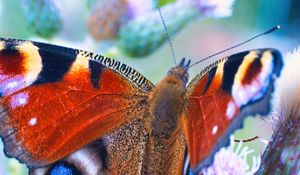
183, 49, 283, 172
29, 119, 148, 174
0, 38, 154, 167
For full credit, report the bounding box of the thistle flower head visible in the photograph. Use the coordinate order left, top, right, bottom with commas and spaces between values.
273, 47, 300, 123
194, 0, 235, 18
201, 136, 261, 175
21, 0, 63, 38
118, 0, 236, 57
87, 0, 153, 41
118, 0, 199, 57
87, 0, 129, 40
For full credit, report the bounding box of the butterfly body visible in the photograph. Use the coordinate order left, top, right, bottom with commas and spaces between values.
0, 38, 283, 174
142, 59, 190, 174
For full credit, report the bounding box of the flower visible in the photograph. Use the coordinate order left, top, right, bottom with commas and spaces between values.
257, 47, 300, 174
21, 0, 63, 38
87, 0, 129, 40
118, 0, 199, 57
87, 0, 153, 41
127, 0, 153, 19
272, 47, 300, 122
201, 136, 261, 175
194, 0, 235, 18
118, 0, 237, 57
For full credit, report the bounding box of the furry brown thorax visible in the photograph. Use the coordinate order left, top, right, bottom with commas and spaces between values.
148, 58, 190, 138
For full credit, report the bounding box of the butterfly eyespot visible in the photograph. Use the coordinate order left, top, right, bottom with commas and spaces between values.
47, 161, 81, 175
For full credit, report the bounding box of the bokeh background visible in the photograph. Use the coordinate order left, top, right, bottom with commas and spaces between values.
0, 0, 299, 174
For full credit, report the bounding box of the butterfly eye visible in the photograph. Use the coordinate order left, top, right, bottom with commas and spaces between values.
48, 161, 81, 175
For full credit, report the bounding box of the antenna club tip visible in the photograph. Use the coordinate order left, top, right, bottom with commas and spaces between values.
277, 25, 281, 29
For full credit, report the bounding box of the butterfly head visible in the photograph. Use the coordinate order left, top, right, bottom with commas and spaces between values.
167, 58, 191, 86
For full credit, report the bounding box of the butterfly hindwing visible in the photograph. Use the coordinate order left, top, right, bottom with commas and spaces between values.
183, 49, 283, 172
29, 139, 108, 175
29, 119, 148, 175
0, 38, 154, 168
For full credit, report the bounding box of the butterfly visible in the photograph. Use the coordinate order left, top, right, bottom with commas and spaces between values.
0, 37, 283, 174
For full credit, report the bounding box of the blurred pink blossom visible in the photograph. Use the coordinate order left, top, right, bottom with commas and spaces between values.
127, 0, 153, 19
201, 136, 261, 175
194, 0, 235, 18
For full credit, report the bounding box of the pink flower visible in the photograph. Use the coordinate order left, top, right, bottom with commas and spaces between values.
194, 0, 235, 18
127, 0, 153, 19
201, 136, 261, 175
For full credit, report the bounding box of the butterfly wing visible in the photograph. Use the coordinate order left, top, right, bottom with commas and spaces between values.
183, 49, 283, 172
29, 118, 148, 175
0, 38, 154, 168
29, 139, 108, 175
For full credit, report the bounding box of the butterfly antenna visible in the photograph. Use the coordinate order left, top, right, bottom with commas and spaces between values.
156, 2, 177, 65
234, 136, 259, 143
188, 25, 281, 69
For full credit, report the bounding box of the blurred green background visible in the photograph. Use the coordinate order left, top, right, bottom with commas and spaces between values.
0, 0, 299, 174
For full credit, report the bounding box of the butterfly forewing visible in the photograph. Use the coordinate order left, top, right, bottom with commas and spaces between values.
184, 49, 283, 172
0, 38, 153, 167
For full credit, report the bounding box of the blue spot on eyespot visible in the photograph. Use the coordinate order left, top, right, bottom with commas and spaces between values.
50, 164, 73, 175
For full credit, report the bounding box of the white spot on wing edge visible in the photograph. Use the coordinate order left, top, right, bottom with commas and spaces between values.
28, 118, 37, 126
212, 125, 218, 135
226, 101, 236, 120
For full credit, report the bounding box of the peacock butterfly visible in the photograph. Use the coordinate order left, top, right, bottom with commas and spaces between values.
0, 37, 283, 174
